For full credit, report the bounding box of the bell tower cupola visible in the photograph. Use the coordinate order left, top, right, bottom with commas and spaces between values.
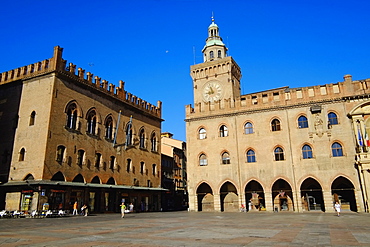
190, 16, 241, 105
202, 16, 228, 62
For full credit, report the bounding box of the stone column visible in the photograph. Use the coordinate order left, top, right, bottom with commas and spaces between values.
214, 193, 221, 212
188, 192, 196, 211
323, 190, 334, 213
239, 193, 245, 208
31, 192, 40, 211
293, 190, 302, 212
264, 191, 273, 212
354, 188, 365, 212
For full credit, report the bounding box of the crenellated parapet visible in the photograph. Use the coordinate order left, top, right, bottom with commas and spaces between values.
0, 46, 161, 118
190, 56, 241, 82
186, 75, 370, 118
0, 59, 53, 85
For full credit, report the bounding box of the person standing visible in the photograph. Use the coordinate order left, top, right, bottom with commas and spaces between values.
73, 201, 78, 215
129, 203, 134, 213
334, 201, 341, 217
120, 202, 126, 218
81, 204, 88, 216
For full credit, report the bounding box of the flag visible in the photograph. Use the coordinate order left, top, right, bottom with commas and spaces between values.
357, 126, 363, 146
365, 130, 370, 147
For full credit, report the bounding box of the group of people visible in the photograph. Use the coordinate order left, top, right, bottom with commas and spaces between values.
72, 201, 136, 217
72, 201, 88, 216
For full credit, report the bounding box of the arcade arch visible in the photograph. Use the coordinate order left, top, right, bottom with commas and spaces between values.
272, 179, 294, 211
245, 180, 265, 211
300, 177, 324, 212
331, 176, 357, 212
220, 181, 238, 212
196, 183, 213, 212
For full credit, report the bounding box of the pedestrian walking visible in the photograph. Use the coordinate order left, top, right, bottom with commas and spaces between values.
73, 201, 78, 215
129, 203, 134, 213
334, 201, 341, 217
120, 202, 126, 218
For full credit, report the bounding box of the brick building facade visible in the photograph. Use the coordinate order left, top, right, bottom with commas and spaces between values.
0, 46, 164, 213
185, 19, 370, 213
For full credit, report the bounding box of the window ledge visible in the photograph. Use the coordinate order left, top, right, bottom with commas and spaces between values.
86, 132, 100, 139
65, 126, 81, 134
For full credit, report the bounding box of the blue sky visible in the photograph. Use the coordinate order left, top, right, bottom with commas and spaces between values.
1, 0, 369, 141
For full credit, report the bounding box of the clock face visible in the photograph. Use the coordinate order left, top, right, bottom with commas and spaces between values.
202, 81, 223, 102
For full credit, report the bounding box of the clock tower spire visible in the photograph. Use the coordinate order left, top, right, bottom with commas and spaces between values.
202, 15, 228, 62
190, 17, 242, 104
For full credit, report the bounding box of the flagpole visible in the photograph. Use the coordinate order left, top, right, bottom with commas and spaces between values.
113, 110, 121, 147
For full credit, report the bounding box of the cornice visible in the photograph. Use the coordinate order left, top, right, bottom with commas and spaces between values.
185, 97, 346, 122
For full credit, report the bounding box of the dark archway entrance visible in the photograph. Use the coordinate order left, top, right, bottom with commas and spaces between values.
332, 176, 357, 212
196, 183, 213, 211
51, 171, 65, 181
300, 178, 325, 212
272, 179, 294, 211
245, 180, 265, 211
220, 182, 238, 212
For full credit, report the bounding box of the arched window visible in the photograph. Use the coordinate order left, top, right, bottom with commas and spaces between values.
199, 128, 206, 139
139, 128, 145, 149
105, 116, 114, 140
298, 116, 308, 129
274, 147, 284, 161
152, 164, 157, 176
246, 149, 256, 163
302, 145, 313, 159
244, 122, 253, 134
217, 50, 222, 58
19, 148, 26, 161
109, 156, 115, 170
95, 153, 101, 169
126, 158, 131, 172
77, 150, 85, 167
210, 51, 214, 59
271, 119, 281, 131
332, 142, 343, 157
56, 145, 66, 163
151, 133, 157, 152
29, 111, 36, 126
140, 162, 145, 174
86, 110, 97, 135
222, 152, 230, 164
125, 122, 133, 146
199, 154, 208, 166
328, 112, 339, 125
66, 103, 78, 129
219, 125, 228, 137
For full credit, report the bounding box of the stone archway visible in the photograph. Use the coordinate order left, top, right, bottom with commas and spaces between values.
220, 182, 238, 212
245, 180, 265, 211
196, 183, 213, 211
51, 171, 65, 181
300, 177, 325, 212
332, 176, 357, 212
272, 179, 294, 211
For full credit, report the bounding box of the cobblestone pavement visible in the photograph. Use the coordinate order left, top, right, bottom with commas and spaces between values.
0, 211, 369, 246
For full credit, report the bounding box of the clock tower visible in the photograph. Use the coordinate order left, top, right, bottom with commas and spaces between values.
190, 17, 242, 105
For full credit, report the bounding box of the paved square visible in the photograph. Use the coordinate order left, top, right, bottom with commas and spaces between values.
0, 211, 369, 246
